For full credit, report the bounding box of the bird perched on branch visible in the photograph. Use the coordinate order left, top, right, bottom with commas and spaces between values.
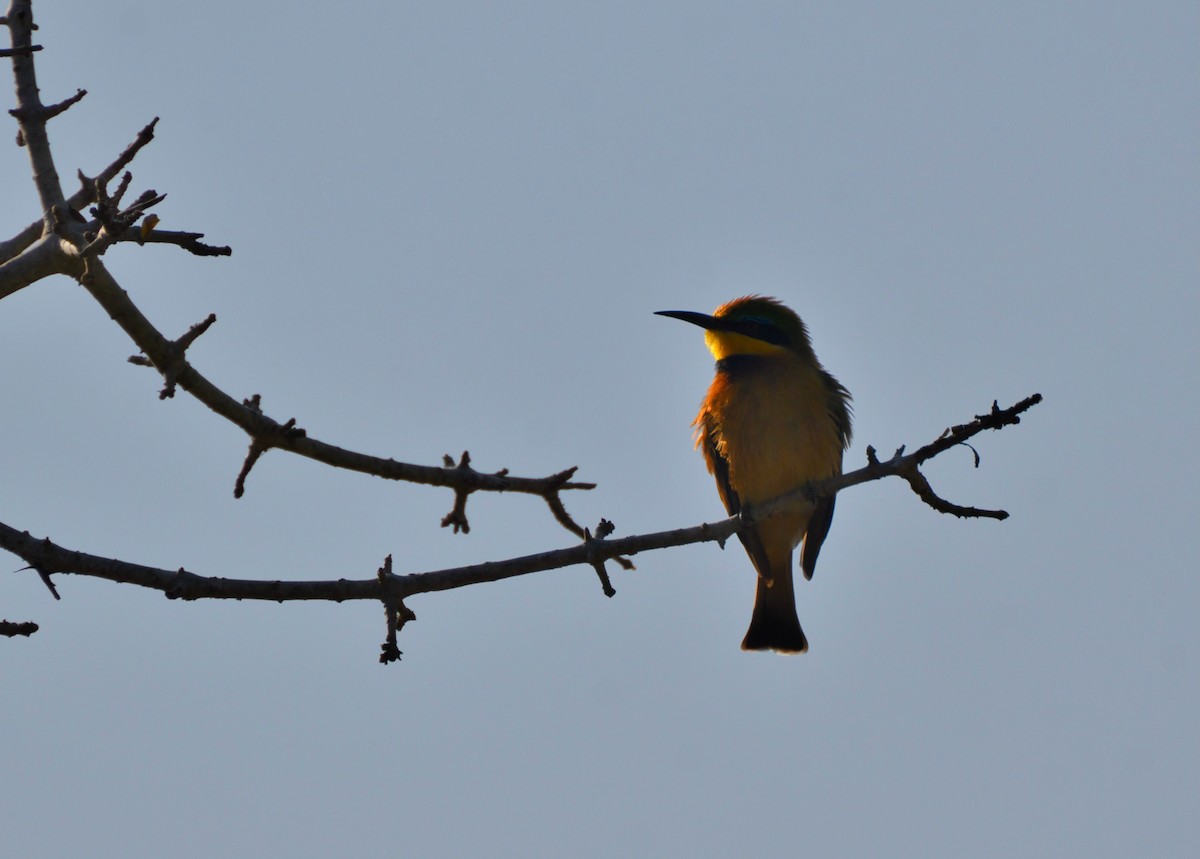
656, 296, 851, 653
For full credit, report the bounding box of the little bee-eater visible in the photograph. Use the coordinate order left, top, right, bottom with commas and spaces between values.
657, 296, 852, 653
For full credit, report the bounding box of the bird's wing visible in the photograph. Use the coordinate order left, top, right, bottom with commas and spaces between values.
701, 421, 773, 578
800, 494, 836, 581
801, 369, 852, 580
700, 421, 739, 515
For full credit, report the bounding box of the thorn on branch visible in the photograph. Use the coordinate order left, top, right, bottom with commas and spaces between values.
16, 560, 61, 600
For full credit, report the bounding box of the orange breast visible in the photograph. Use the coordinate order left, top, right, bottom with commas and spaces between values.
698, 357, 844, 505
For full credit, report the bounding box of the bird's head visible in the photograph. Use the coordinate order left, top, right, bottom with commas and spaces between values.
655, 295, 813, 362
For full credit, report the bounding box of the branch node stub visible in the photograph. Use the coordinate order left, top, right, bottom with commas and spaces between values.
177, 313, 217, 351
582, 526, 618, 598
233, 440, 268, 499
279, 417, 306, 442
378, 555, 416, 664
165, 567, 192, 600
439, 452, 476, 533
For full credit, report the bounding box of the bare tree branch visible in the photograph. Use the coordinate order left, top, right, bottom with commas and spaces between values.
6, 0, 67, 221
82, 251, 595, 516
4, 3, 1043, 664
116, 225, 232, 257
0, 120, 159, 267
0, 396, 1042, 659
3, 3, 594, 534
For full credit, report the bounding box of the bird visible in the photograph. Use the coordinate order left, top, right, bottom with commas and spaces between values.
656, 296, 852, 653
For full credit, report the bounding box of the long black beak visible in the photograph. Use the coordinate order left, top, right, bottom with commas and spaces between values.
654, 310, 726, 331
656, 309, 790, 347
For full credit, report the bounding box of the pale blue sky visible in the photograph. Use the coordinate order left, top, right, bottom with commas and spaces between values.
3, 2, 1198, 857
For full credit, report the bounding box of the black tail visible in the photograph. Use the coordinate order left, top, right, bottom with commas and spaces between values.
741, 569, 808, 654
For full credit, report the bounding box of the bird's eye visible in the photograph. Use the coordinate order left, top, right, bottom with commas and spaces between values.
739, 318, 789, 346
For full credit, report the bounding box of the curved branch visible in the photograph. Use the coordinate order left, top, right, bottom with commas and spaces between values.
71, 256, 594, 524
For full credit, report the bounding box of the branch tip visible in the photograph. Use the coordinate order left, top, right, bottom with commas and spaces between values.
234, 440, 268, 499
43, 88, 86, 120
0, 620, 40, 637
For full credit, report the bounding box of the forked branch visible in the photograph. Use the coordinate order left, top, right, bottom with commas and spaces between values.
3, 0, 594, 533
